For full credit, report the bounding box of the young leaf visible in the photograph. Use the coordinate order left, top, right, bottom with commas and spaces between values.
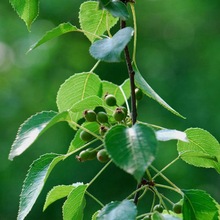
62, 184, 88, 220
18, 153, 65, 220
156, 129, 188, 142
79, 1, 118, 43
177, 128, 220, 173
57, 72, 102, 112
28, 23, 78, 52
100, 0, 130, 20
70, 96, 103, 112
56, 72, 102, 125
9, 111, 69, 160
43, 182, 84, 211
97, 200, 137, 220
90, 27, 134, 62
182, 189, 220, 220
43, 185, 74, 211
104, 124, 158, 181
133, 64, 185, 119
10, 0, 39, 30
68, 122, 100, 153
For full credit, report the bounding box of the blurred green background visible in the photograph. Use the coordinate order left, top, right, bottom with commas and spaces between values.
1, 0, 220, 219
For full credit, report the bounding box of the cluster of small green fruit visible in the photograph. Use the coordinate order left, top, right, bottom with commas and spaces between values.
143, 201, 183, 219
76, 89, 143, 163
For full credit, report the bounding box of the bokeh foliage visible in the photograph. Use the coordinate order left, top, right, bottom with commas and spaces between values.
1, 0, 220, 219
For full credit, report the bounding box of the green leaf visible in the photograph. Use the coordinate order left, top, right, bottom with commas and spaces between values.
97, 200, 137, 220
90, 27, 134, 62
100, 0, 129, 20
10, 0, 39, 30
177, 128, 220, 173
62, 184, 88, 220
79, 1, 118, 43
70, 96, 103, 112
18, 153, 65, 220
28, 23, 78, 52
104, 124, 158, 181
43, 185, 75, 211
68, 122, 100, 153
156, 129, 188, 142
57, 72, 102, 112
9, 111, 69, 160
182, 189, 220, 220
133, 64, 185, 119
56, 72, 102, 126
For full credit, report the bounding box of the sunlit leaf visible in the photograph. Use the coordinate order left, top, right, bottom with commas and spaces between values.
43, 185, 74, 211
70, 96, 103, 112
177, 128, 220, 173
56, 72, 102, 126
18, 153, 65, 220
104, 124, 157, 181
28, 23, 78, 52
133, 64, 185, 119
97, 200, 137, 220
183, 189, 220, 220
90, 27, 134, 62
10, 0, 39, 30
62, 184, 88, 220
79, 1, 118, 42
9, 111, 69, 160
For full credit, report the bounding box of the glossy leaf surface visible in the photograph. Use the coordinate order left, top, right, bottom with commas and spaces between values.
104, 124, 157, 181
90, 27, 134, 62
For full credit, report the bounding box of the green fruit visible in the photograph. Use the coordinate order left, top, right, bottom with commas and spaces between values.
99, 125, 108, 136
173, 203, 182, 214
80, 130, 94, 142
86, 148, 98, 160
105, 94, 117, 106
97, 111, 108, 123
153, 204, 163, 213
97, 149, 110, 163
113, 107, 125, 122
120, 106, 128, 117
83, 110, 96, 122
135, 88, 143, 100
77, 150, 90, 162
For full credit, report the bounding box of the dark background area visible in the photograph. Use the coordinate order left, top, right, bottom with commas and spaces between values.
1, 0, 220, 219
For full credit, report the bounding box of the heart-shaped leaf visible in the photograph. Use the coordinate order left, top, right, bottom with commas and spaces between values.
90, 27, 134, 62
97, 200, 137, 220
104, 124, 158, 181
182, 189, 220, 220
177, 128, 220, 173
